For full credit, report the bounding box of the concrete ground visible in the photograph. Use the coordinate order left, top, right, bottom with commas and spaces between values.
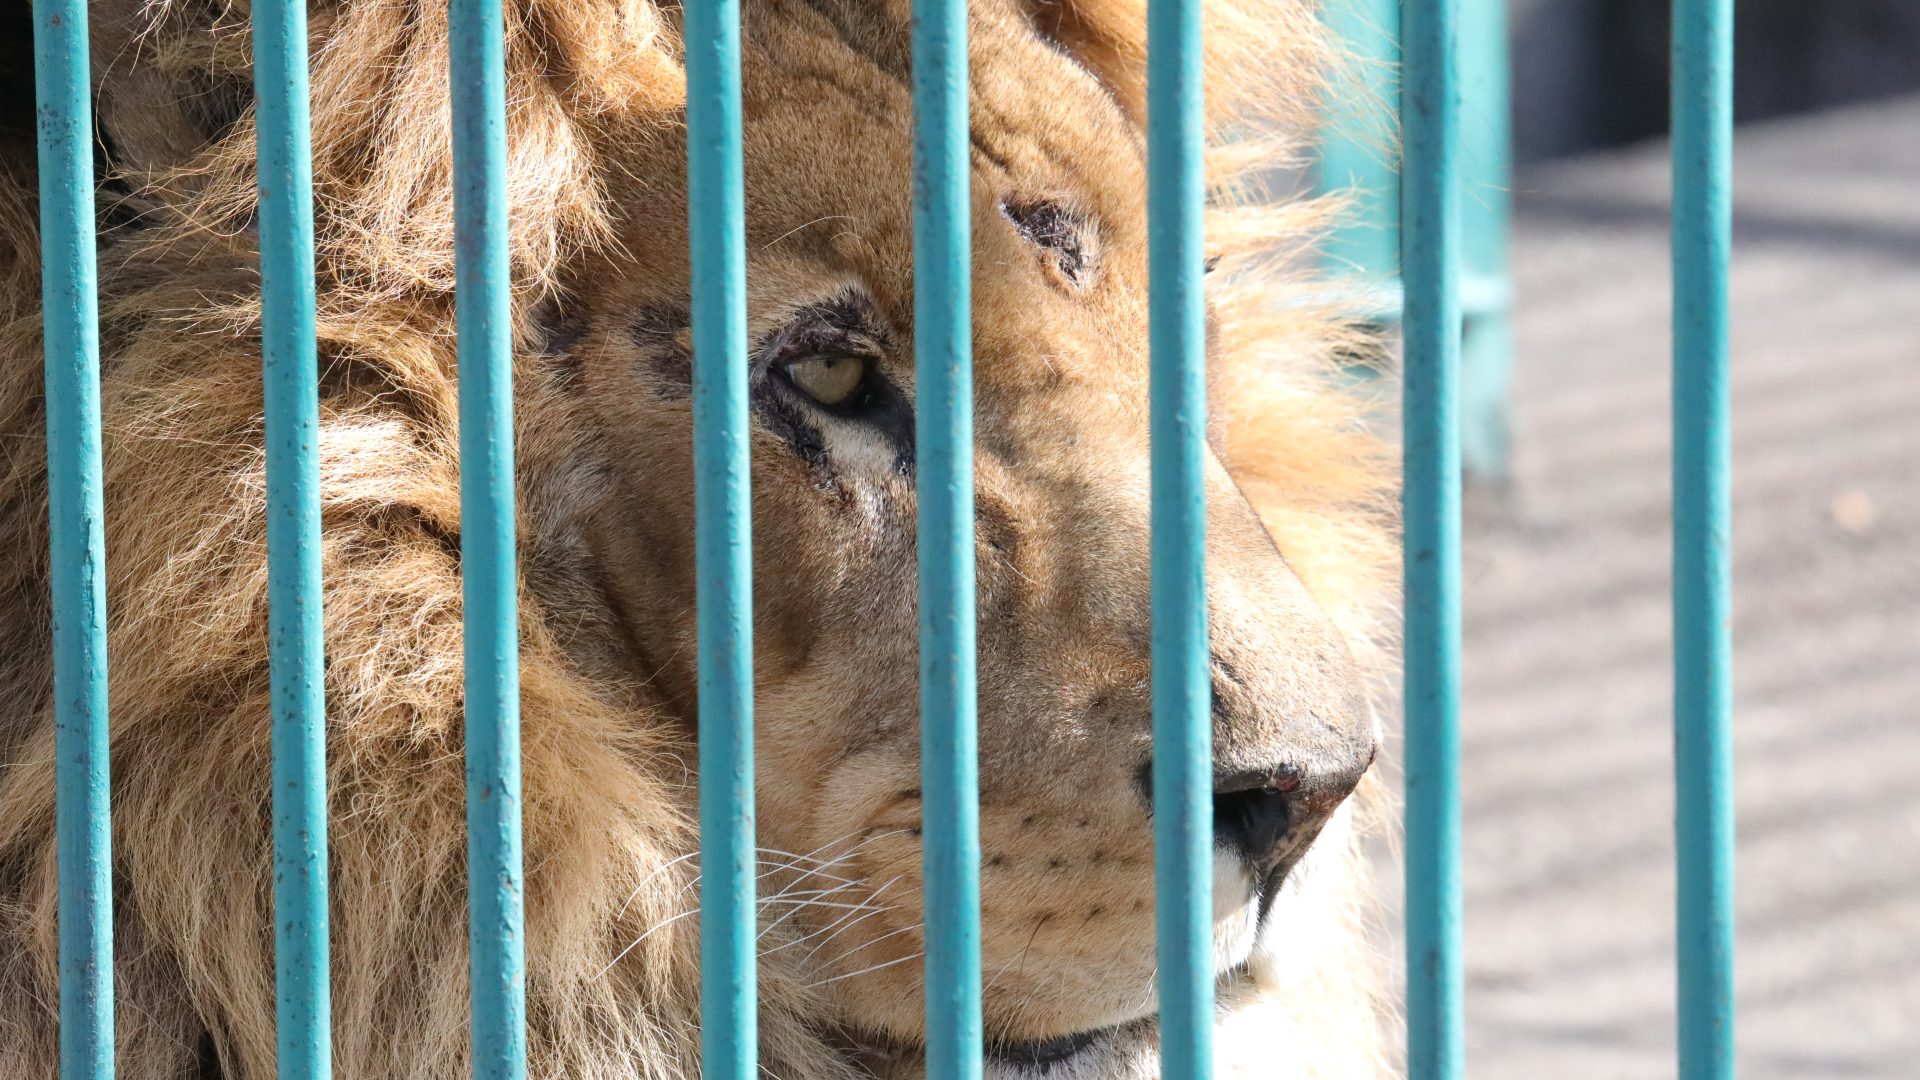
1377, 93, 1920, 1078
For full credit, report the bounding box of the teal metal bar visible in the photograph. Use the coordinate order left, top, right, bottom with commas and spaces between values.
1317, 0, 1402, 318
252, 1, 331, 1075
33, 0, 114, 1075
1316, 0, 1515, 484
909, 0, 983, 1074
448, 0, 526, 1074
683, 0, 756, 1075
1400, 0, 1464, 1078
1671, 0, 1736, 1076
1146, 0, 1212, 1075
1458, 0, 1513, 482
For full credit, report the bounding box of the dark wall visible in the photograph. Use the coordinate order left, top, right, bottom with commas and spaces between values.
0, 8, 34, 141
1511, 0, 1920, 163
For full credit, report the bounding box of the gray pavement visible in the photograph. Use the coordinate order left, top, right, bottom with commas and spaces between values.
1378, 93, 1920, 1078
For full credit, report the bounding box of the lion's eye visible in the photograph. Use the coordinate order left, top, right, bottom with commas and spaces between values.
784, 354, 867, 407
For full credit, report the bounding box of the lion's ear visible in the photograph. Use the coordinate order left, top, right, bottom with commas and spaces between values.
1019, 0, 1331, 138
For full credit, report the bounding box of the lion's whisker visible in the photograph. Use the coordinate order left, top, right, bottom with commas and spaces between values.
613, 848, 703, 922
757, 897, 886, 913
672, 829, 905, 903
771, 830, 908, 880
757, 885, 867, 917
796, 896, 909, 962
761, 214, 855, 251
760, 881, 860, 904
822, 921, 920, 963
768, 873, 905, 960
594, 907, 701, 980
757, 837, 869, 867
757, 886, 885, 942
783, 906, 889, 960
805, 950, 925, 989
755, 858, 861, 889
778, 829, 877, 865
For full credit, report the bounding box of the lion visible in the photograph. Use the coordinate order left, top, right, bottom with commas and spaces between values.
0, 0, 1399, 1076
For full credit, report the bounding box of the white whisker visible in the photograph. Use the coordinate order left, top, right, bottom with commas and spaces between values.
613, 848, 702, 922
757, 882, 861, 915
594, 907, 701, 980
824, 921, 921, 962
755, 883, 875, 940
805, 950, 925, 989
796, 875, 907, 961
800, 914, 894, 964
757, 897, 888, 913
755, 846, 862, 885
767, 899, 887, 956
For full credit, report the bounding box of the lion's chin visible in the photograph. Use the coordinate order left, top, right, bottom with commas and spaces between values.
852, 814, 1367, 1080
853, 880, 1293, 1075
848, 966, 1288, 1080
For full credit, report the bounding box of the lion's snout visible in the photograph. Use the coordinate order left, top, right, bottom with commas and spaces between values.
1169, 485, 1378, 890
1211, 745, 1372, 873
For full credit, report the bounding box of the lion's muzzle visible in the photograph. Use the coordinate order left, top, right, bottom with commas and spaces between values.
1212, 745, 1373, 875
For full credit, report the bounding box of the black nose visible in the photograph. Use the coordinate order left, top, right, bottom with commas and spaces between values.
1213, 762, 1364, 869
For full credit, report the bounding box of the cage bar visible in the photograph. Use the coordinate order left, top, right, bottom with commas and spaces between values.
1316, 0, 1402, 317
683, 0, 758, 1076
1400, 1, 1465, 1078
448, 0, 527, 1075
1458, 0, 1514, 482
1671, 0, 1736, 1076
22, 0, 1754, 1075
252, 0, 332, 1075
32, 0, 114, 1075
910, 0, 984, 1075
1146, 0, 1213, 1076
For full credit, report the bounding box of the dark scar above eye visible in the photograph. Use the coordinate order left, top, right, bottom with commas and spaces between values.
1000, 199, 1092, 284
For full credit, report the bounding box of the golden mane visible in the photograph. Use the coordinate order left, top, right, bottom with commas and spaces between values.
0, 0, 1396, 1076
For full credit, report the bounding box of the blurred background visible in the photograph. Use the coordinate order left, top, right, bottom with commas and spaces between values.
1511, 0, 1920, 162
1317, 3, 1920, 1077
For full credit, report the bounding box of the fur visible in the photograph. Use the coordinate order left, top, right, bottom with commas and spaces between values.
0, 0, 1398, 1076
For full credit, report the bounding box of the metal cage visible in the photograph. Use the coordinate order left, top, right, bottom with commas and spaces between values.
27, 0, 1734, 1077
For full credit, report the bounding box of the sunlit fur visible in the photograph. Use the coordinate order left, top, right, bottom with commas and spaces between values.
0, 0, 1398, 1076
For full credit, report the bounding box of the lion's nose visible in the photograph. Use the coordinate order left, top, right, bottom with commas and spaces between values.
1212, 757, 1369, 869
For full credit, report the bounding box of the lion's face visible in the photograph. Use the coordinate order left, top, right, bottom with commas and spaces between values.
536, 0, 1375, 1073
0, 0, 1390, 1076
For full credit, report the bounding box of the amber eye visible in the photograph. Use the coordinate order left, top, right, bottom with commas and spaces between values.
784, 354, 867, 407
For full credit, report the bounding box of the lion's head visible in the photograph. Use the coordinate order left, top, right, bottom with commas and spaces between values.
0, 1, 1396, 1077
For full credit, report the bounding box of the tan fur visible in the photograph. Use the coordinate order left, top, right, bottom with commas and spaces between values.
0, 0, 1398, 1076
